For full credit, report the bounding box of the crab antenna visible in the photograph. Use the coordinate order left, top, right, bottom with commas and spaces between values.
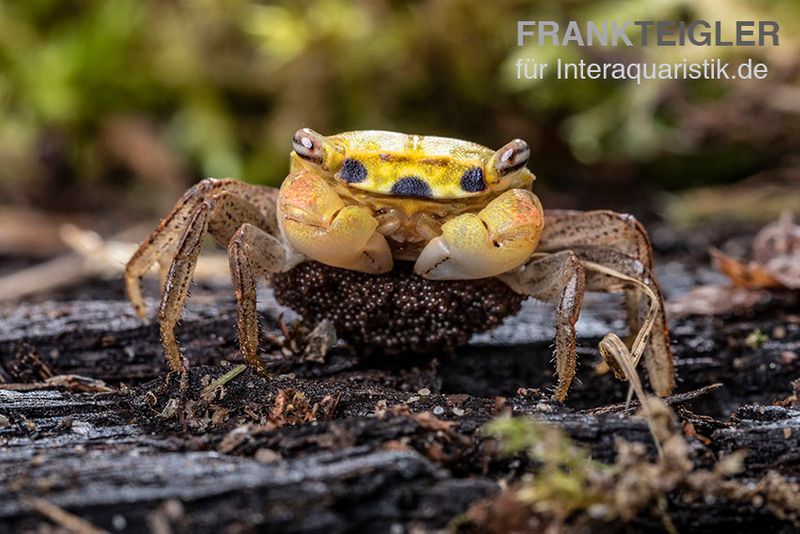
291, 128, 344, 171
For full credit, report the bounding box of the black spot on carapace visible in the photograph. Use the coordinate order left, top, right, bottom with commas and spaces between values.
339, 158, 368, 183
391, 176, 432, 198
460, 167, 486, 193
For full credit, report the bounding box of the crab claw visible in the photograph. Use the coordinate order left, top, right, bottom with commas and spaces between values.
415, 189, 543, 280
278, 170, 393, 274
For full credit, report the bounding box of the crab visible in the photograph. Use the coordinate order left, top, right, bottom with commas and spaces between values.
125, 129, 675, 400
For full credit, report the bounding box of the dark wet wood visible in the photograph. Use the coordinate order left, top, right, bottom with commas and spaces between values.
1, 270, 799, 532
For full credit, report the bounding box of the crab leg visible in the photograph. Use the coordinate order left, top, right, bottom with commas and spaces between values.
278, 170, 393, 274
538, 210, 675, 396
125, 178, 279, 320
578, 247, 672, 397
155, 189, 290, 372
228, 223, 290, 373
158, 205, 208, 373
415, 189, 544, 279
500, 250, 586, 400
538, 210, 657, 338
540, 210, 655, 265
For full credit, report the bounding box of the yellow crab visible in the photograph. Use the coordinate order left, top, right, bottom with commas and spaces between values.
125, 129, 675, 400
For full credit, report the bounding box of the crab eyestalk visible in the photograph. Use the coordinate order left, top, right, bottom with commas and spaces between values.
292, 128, 345, 172
485, 139, 531, 191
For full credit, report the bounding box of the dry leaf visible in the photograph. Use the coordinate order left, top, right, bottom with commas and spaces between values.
706, 211, 800, 291
414, 411, 455, 432
754, 211, 800, 263
667, 285, 762, 317
710, 248, 783, 289
669, 212, 800, 316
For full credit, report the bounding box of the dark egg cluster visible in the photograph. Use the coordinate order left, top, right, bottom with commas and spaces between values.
270, 261, 524, 355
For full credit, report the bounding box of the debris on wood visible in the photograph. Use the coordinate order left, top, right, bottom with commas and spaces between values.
24, 497, 107, 534
302, 319, 337, 363
0, 220, 799, 531
0, 374, 113, 394
668, 212, 800, 316
270, 388, 321, 426
462, 402, 800, 533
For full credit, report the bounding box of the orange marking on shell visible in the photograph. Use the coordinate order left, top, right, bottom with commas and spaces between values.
511, 194, 543, 226
281, 173, 328, 211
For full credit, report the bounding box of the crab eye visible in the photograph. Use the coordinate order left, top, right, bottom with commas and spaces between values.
460, 167, 486, 193
292, 128, 325, 164
494, 139, 530, 176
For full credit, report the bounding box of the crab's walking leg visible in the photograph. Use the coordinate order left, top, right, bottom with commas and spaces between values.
279, 170, 393, 274
154, 189, 287, 373
125, 179, 278, 319
415, 189, 544, 279
158, 206, 208, 372
540, 210, 654, 264
228, 223, 289, 373
501, 251, 586, 400
538, 210, 675, 396
539, 210, 656, 335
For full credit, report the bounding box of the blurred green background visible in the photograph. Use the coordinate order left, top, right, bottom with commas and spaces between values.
1, 0, 798, 220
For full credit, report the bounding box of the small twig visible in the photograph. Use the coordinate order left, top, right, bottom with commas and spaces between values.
200, 364, 247, 400
0, 224, 229, 302
656, 495, 679, 534
25, 496, 108, 534
278, 315, 291, 339
599, 333, 664, 458
583, 383, 724, 416
581, 259, 660, 408
0, 375, 114, 394
581, 260, 659, 368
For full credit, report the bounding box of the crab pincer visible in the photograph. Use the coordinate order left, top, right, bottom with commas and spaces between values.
415, 189, 543, 279
278, 169, 393, 274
